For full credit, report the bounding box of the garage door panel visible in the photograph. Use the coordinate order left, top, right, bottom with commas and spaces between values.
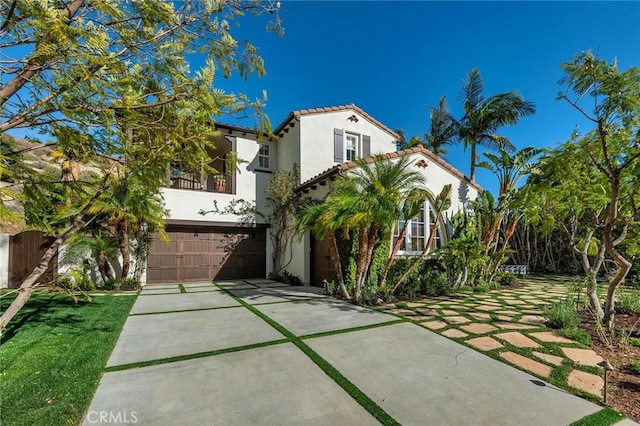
147, 227, 266, 283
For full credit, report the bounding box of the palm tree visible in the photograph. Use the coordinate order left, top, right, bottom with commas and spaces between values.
476, 146, 541, 252
337, 155, 426, 301
89, 178, 167, 279
64, 232, 119, 284
296, 155, 425, 303
458, 68, 536, 181
424, 95, 458, 156
293, 199, 351, 300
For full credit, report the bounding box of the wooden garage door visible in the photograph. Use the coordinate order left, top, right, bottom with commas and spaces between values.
146, 227, 266, 283
311, 235, 337, 287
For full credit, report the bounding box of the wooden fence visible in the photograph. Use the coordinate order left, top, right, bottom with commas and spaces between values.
8, 231, 57, 288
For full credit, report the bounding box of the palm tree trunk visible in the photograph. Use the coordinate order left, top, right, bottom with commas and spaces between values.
470, 142, 477, 181
392, 223, 438, 294
354, 228, 370, 302
326, 233, 350, 300
379, 227, 408, 289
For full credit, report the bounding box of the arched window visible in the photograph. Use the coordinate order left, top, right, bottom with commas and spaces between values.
393, 200, 443, 254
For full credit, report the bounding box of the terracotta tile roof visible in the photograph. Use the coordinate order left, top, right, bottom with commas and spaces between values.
295, 146, 483, 193
273, 104, 401, 140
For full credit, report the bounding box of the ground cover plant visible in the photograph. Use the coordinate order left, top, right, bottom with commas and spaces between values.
0, 290, 136, 426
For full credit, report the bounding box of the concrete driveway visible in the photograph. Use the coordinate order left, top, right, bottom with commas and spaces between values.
84, 280, 608, 425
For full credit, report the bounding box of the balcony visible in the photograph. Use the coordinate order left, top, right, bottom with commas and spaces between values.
168, 170, 232, 194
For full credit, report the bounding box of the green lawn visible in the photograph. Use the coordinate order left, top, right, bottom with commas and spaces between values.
0, 292, 136, 426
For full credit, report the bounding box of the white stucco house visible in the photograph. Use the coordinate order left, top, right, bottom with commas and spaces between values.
145, 104, 481, 286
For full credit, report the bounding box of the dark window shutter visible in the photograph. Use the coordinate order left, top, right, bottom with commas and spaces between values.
334, 128, 343, 162
362, 135, 371, 158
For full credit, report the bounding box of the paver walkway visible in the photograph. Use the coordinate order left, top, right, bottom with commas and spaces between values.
378, 277, 609, 398
84, 279, 621, 425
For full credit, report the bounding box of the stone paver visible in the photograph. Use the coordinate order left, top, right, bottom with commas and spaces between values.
561, 348, 604, 367
495, 310, 520, 315
416, 308, 438, 316
441, 309, 459, 316
519, 315, 546, 324
500, 352, 553, 378
469, 312, 492, 321
532, 351, 565, 366
530, 331, 574, 344
460, 323, 498, 334
443, 316, 472, 324
476, 305, 501, 312
390, 309, 417, 316
406, 302, 426, 308
420, 320, 447, 330
494, 322, 537, 330
567, 370, 603, 396
495, 332, 541, 348
496, 315, 513, 321
466, 336, 504, 351
441, 329, 468, 338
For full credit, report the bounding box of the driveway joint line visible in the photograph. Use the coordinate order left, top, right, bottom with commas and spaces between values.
129, 304, 243, 316
300, 319, 407, 340
103, 338, 290, 372
216, 284, 401, 426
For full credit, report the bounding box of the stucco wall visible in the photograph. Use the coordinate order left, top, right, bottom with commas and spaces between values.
162, 133, 274, 225
276, 123, 301, 181
0, 234, 9, 288
294, 151, 480, 284
298, 110, 397, 182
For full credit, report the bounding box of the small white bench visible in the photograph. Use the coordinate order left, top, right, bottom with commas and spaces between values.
498, 265, 530, 275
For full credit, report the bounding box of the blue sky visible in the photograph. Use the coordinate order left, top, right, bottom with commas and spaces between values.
216, 0, 640, 193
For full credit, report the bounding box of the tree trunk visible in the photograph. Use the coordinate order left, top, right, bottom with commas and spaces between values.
392, 223, 438, 294
326, 233, 350, 300
470, 142, 477, 181
379, 226, 408, 289
0, 216, 86, 333
602, 221, 632, 327
354, 228, 370, 302
118, 222, 130, 279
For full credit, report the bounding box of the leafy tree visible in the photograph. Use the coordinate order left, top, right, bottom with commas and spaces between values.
265, 165, 304, 275
525, 51, 640, 326
0, 0, 281, 333
458, 68, 536, 181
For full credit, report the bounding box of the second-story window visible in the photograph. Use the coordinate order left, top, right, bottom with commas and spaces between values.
345, 133, 359, 161
258, 143, 270, 169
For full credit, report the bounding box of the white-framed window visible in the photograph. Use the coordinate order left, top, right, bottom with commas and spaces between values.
258, 143, 270, 169
393, 201, 443, 254
345, 133, 359, 161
